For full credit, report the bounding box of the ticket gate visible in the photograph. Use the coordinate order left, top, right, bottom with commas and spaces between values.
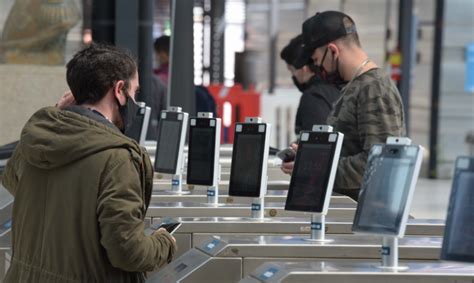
152, 180, 290, 192
151, 190, 357, 205
147, 234, 443, 283
145, 201, 357, 220
161, 217, 444, 258
240, 261, 474, 283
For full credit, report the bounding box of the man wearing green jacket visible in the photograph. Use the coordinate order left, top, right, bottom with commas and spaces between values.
2, 44, 177, 282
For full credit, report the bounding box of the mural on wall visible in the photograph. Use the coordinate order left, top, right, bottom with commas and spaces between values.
0, 0, 80, 65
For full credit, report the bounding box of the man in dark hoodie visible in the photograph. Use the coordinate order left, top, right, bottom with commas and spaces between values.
1, 44, 176, 282
280, 34, 341, 135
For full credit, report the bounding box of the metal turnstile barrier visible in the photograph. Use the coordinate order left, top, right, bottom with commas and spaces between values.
161, 217, 444, 258
146, 202, 357, 220
147, 234, 444, 282
240, 261, 474, 283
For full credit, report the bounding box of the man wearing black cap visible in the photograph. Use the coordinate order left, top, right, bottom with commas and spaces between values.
280, 34, 340, 135
282, 11, 405, 201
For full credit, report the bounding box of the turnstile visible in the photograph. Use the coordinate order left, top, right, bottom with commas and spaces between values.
164, 217, 444, 258
146, 202, 357, 220
147, 234, 443, 282
240, 261, 474, 283
151, 190, 357, 205
152, 180, 291, 191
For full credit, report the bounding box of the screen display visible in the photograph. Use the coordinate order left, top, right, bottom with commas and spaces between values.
441, 171, 474, 262
353, 145, 419, 236
187, 127, 216, 185
285, 143, 334, 212
229, 133, 265, 197
154, 119, 182, 173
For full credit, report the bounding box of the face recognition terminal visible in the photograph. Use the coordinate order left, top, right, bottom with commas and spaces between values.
154, 107, 189, 193
352, 137, 424, 270
124, 102, 151, 146
285, 125, 343, 242
229, 117, 271, 219
186, 112, 221, 204
441, 156, 474, 263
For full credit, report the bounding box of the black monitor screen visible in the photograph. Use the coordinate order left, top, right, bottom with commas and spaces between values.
285, 142, 334, 212
353, 145, 420, 236
441, 165, 474, 262
154, 119, 182, 173
229, 129, 265, 197
187, 126, 216, 186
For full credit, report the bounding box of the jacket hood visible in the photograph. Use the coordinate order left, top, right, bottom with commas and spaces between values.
19, 107, 141, 169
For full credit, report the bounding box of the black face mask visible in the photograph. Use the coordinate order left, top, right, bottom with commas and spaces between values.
116, 91, 139, 134
317, 47, 346, 87
291, 76, 309, 92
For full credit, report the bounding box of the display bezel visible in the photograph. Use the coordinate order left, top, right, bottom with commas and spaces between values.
440, 156, 474, 263
352, 144, 423, 237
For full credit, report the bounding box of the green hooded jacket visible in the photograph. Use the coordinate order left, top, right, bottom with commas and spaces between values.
1, 106, 176, 282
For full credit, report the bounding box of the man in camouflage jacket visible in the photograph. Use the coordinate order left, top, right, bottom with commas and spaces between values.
282, 11, 405, 201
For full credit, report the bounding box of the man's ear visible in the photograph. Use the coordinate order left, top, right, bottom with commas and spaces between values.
113, 80, 126, 105
327, 43, 340, 60
301, 65, 311, 75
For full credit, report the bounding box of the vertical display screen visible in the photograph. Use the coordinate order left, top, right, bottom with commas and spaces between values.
229, 133, 265, 197
353, 145, 420, 236
441, 169, 474, 262
187, 126, 216, 185
154, 119, 182, 173
285, 143, 334, 212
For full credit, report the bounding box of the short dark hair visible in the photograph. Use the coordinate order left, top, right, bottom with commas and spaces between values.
66, 43, 137, 105
154, 36, 170, 54
336, 16, 361, 47
280, 35, 304, 67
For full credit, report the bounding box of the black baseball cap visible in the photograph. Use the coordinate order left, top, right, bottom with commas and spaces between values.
293, 11, 357, 69
280, 35, 304, 67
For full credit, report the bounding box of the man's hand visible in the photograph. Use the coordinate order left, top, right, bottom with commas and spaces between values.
155, 228, 176, 243
56, 91, 76, 109
280, 143, 298, 175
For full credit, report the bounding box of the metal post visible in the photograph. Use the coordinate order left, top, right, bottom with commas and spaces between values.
91, 0, 115, 44
306, 214, 332, 242
207, 164, 221, 205
171, 174, 183, 193
251, 197, 264, 219
169, 0, 195, 114
115, 0, 139, 55
312, 214, 324, 241
138, 0, 154, 103
268, 0, 279, 94
379, 237, 408, 270
428, 0, 445, 179
398, 0, 414, 135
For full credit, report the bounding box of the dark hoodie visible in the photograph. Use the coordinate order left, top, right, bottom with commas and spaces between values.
2, 107, 176, 282
294, 76, 341, 135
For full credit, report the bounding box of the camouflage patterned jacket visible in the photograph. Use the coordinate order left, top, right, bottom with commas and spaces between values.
327, 68, 405, 200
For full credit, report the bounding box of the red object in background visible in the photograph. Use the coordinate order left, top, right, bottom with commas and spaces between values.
207, 84, 261, 144
388, 47, 402, 83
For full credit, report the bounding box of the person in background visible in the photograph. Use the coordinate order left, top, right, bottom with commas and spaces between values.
280, 34, 341, 135
153, 35, 171, 86
2, 43, 176, 282
281, 11, 405, 201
